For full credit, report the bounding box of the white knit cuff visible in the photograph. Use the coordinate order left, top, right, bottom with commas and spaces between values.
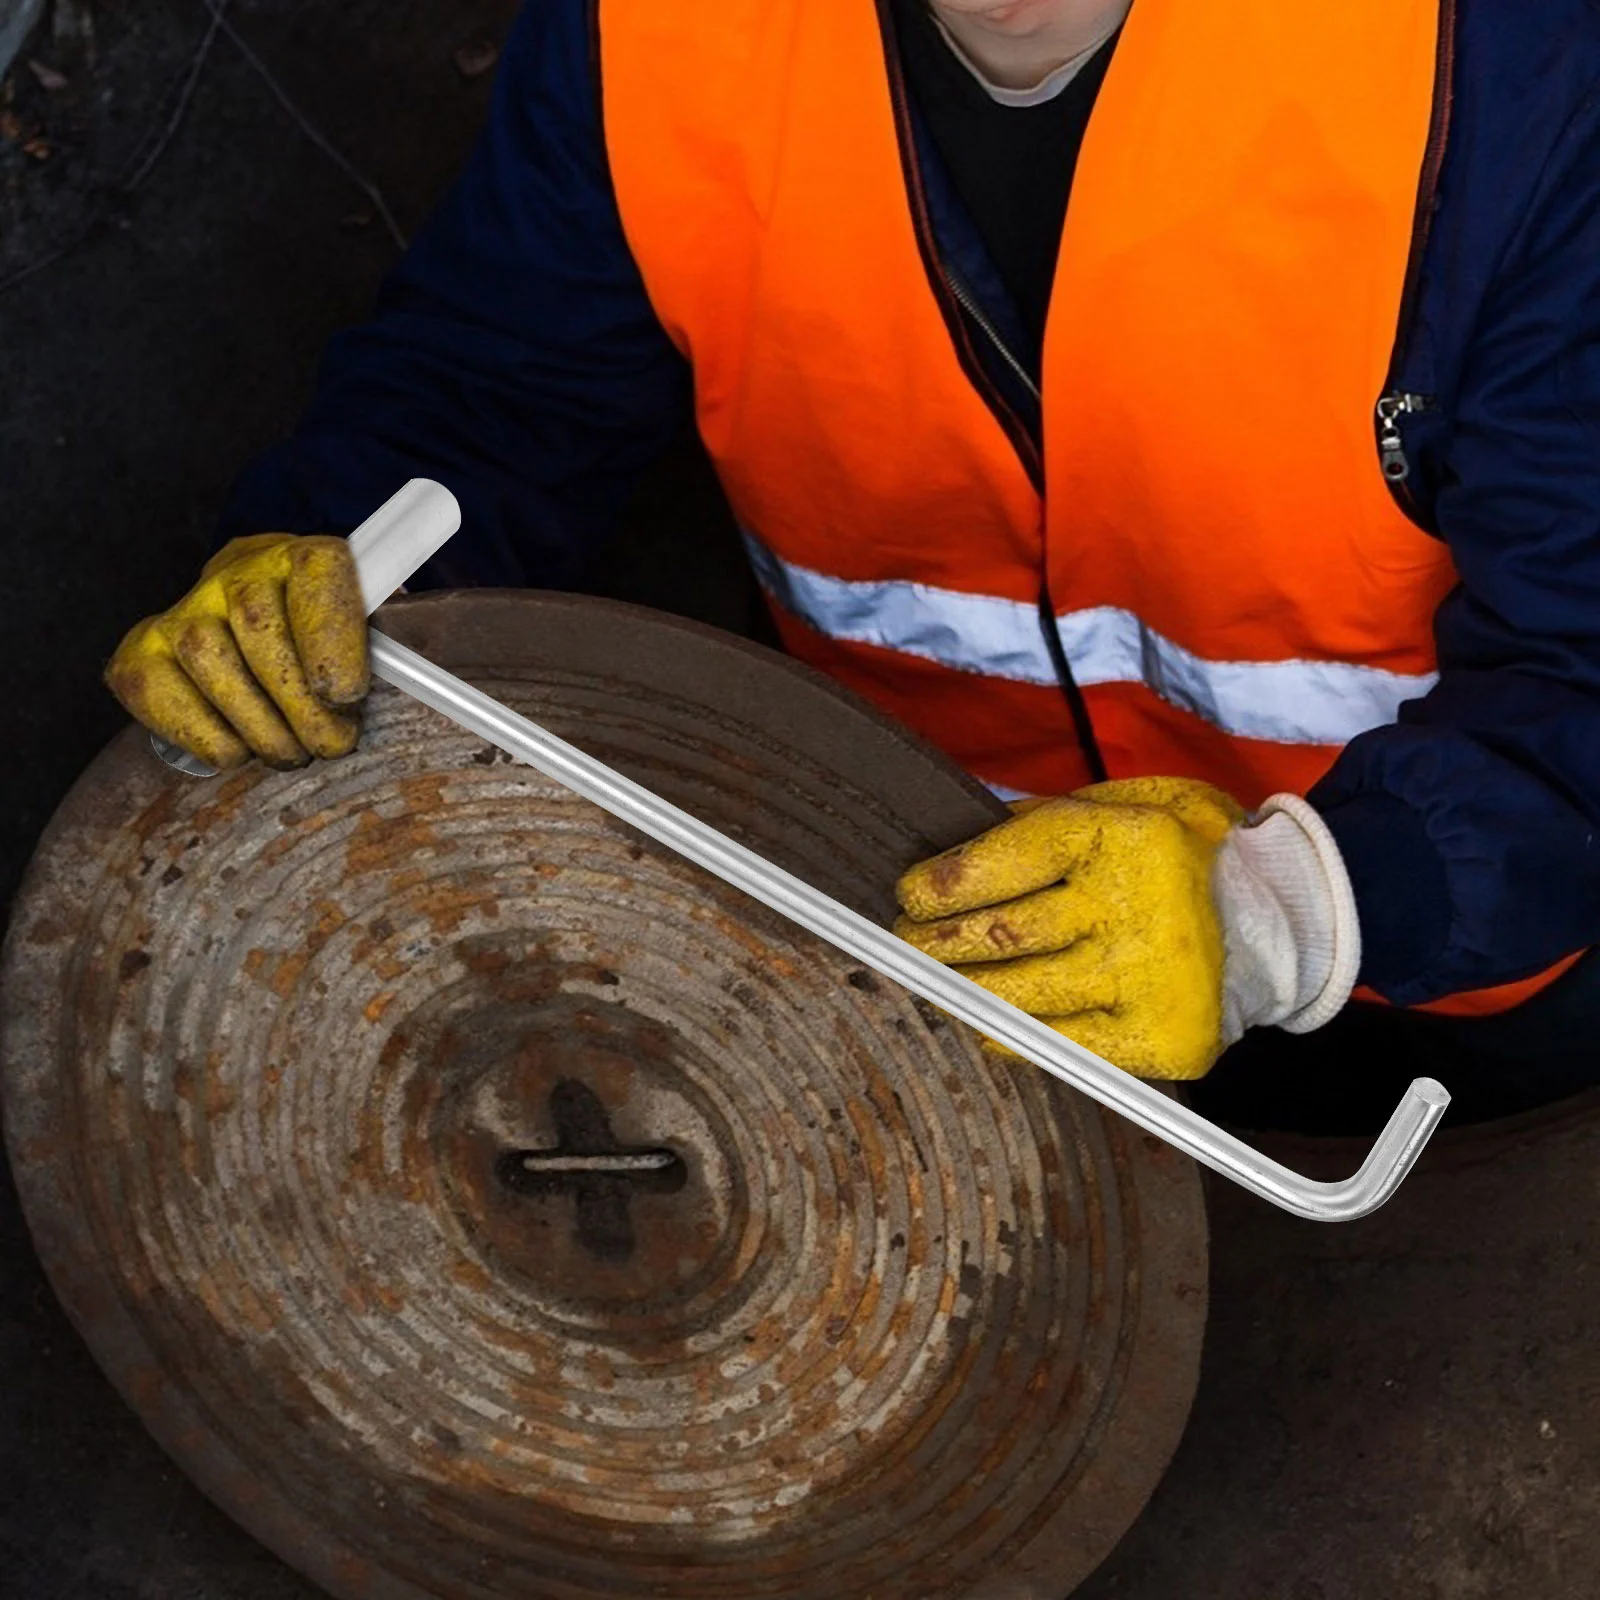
1254, 793, 1362, 1033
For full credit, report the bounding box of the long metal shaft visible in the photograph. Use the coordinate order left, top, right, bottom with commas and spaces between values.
369, 628, 1449, 1222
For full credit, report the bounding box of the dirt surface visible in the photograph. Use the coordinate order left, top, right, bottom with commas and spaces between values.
2, 5, 1597, 1598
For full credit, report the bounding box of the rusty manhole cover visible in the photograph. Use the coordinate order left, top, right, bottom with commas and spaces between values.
2, 593, 1207, 1600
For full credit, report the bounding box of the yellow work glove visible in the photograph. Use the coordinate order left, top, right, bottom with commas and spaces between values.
894, 777, 1361, 1081
105, 534, 370, 771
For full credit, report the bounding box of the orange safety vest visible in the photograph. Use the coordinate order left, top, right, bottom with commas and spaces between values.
598, 0, 1569, 1017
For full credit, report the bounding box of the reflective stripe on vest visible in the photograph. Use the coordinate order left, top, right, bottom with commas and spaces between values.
744, 533, 1441, 748
600, 0, 1572, 1014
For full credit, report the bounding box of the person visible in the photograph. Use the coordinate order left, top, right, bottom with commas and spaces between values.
105, 0, 1600, 1132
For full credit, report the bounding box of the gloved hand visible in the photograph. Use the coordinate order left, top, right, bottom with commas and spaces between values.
105, 534, 369, 770
894, 776, 1361, 1080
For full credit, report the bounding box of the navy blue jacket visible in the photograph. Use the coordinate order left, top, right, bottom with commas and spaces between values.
221, 0, 1600, 1009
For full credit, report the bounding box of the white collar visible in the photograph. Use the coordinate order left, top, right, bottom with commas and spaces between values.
929, 8, 1125, 108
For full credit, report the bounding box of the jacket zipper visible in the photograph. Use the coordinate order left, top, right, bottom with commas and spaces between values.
1374, 0, 1455, 502
1376, 391, 1437, 483
941, 266, 1107, 776
876, 2, 1044, 490
944, 267, 1041, 403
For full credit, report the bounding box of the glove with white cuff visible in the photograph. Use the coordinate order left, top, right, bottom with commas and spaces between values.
895, 777, 1361, 1080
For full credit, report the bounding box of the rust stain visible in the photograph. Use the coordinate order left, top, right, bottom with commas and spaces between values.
189, 771, 257, 836
363, 992, 397, 1024
261, 832, 299, 868
269, 952, 309, 999
703, 909, 798, 978
410, 879, 497, 937
345, 808, 439, 876
130, 784, 179, 844
450, 1260, 493, 1293
399, 773, 450, 814
203, 1050, 235, 1117
460, 944, 510, 978
339, 1279, 373, 1315
234, 1281, 280, 1335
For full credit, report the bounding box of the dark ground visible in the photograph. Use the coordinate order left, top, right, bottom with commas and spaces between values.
2, 4, 1597, 1598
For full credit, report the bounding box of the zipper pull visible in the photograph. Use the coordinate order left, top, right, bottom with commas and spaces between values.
1375, 391, 1435, 484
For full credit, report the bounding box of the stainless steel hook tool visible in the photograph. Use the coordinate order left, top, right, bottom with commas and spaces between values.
156, 482, 1449, 1219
